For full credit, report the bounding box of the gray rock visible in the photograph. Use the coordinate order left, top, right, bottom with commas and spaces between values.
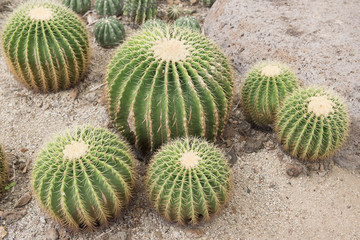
45, 228, 59, 240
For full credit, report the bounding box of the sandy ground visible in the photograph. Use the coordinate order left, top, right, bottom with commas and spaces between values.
0, 0, 360, 239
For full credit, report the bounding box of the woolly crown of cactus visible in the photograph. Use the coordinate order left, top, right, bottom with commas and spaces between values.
106, 25, 234, 154
32, 126, 136, 231
146, 137, 232, 225
1, 1, 90, 92
275, 87, 350, 161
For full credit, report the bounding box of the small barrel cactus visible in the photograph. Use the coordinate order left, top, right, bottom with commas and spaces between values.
123, 0, 157, 25
141, 19, 166, 30
106, 25, 234, 154
94, 17, 126, 48
95, 0, 123, 17
1, 2, 90, 93
275, 88, 350, 161
32, 126, 136, 230
62, 0, 91, 14
174, 16, 201, 33
0, 145, 9, 194
241, 62, 298, 128
146, 137, 232, 225
201, 0, 216, 7
167, 5, 182, 20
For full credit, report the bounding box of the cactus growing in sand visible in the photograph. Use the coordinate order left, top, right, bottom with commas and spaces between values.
0, 145, 9, 194
94, 17, 126, 48
106, 25, 234, 154
241, 62, 298, 128
1, 2, 90, 93
201, 0, 216, 7
62, 0, 91, 14
174, 16, 201, 33
32, 126, 136, 230
275, 88, 349, 161
141, 19, 166, 30
123, 0, 157, 24
146, 137, 232, 225
167, 5, 182, 20
95, 0, 123, 16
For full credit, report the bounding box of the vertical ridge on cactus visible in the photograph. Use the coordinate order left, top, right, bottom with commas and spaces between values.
32, 126, 136, 231
123, 0, 157, 25
174, 16, 201, 33
62, 0, 91, 14
1, 2, 90, 93
275, 87, 350, 161
95, 0, 123, 16
94, 17, 126, 48
167, 5, 182, 20
241, 62, 298, 127
146, 137, 232, 225
0, 145, 9, 194
106, 25, 234, 154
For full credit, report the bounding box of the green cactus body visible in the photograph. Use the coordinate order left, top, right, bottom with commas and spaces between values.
1, 2, 90, 93
62, 0, 91, 14
0, 145, 9, 194
123, 0, 157, 25
167, 5, 182, 20
95, 0, 123, 16
32, 126, 136, 230
241, 62, 298, 127
201, 0, 216, 7
94, 17, 126, 48
146, 137, 232, 225
106, 25, 234, 154
174, 16, 201, 33
275, 88, 349, 161
141, 19, 166, 30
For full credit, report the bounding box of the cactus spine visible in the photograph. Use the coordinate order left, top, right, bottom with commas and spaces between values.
95, 0, 123, 16
174, 16, 201, 33
32, 126, 136, 230
106, 25, 234, 154
94, 17, 126, 48
167, 5, 182, 20
146, 138, 232, 225
0, 145, 9, 194
62, 0, 91, 14
123, 0, 157, 24
241, 62, 298, 127
275, 88, 349, 161
1, 2, 90, 93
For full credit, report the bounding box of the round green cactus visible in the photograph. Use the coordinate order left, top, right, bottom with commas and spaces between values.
1, 2, 90, 93
32, 126, 136, 231
123, 0, 157, 25
94, 17, 126, 48
146, 137, 232, 225
95, 0, 123, 17
62, 0, 91, 14
0, 145, 9, 194
275, 88, 350, 161
174, 16, 201, 33
106, 25, 234, 154
167, 5, 182, 20
141, 19, 166, 30
241, 62, 298, 127
201, 0, 216, 7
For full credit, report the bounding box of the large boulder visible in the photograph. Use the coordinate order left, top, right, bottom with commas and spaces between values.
204, 0, 360, 169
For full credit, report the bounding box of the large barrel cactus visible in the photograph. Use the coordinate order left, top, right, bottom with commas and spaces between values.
32, 126, 136, 230
95, 0, 123, 17
94, 17, 126, 48
0, 145, 9, 194
146, 137, 232, 225
62, 0, 91, 14
123, 0, 157, 25
1, 2, 90, 93
106, 25, 234, 154
275, 88, 349, 161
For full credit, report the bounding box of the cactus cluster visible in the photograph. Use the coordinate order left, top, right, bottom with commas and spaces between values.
146, 137, 232, 225
32, 126, 136, 231
201, 0, 216, 7
62, 0, 91, 14
167, 5, 182, 20
1, 2, 90, 93
0, 145, 9, 194
275, 88, 349, 161
141, 19, 166, 30
106, 25, 234, 154
95, 0, 123, 17
174, 16, 201, 33
123, 0, 157, 24
94, 17, 126, 48
241, 62, 298, 128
